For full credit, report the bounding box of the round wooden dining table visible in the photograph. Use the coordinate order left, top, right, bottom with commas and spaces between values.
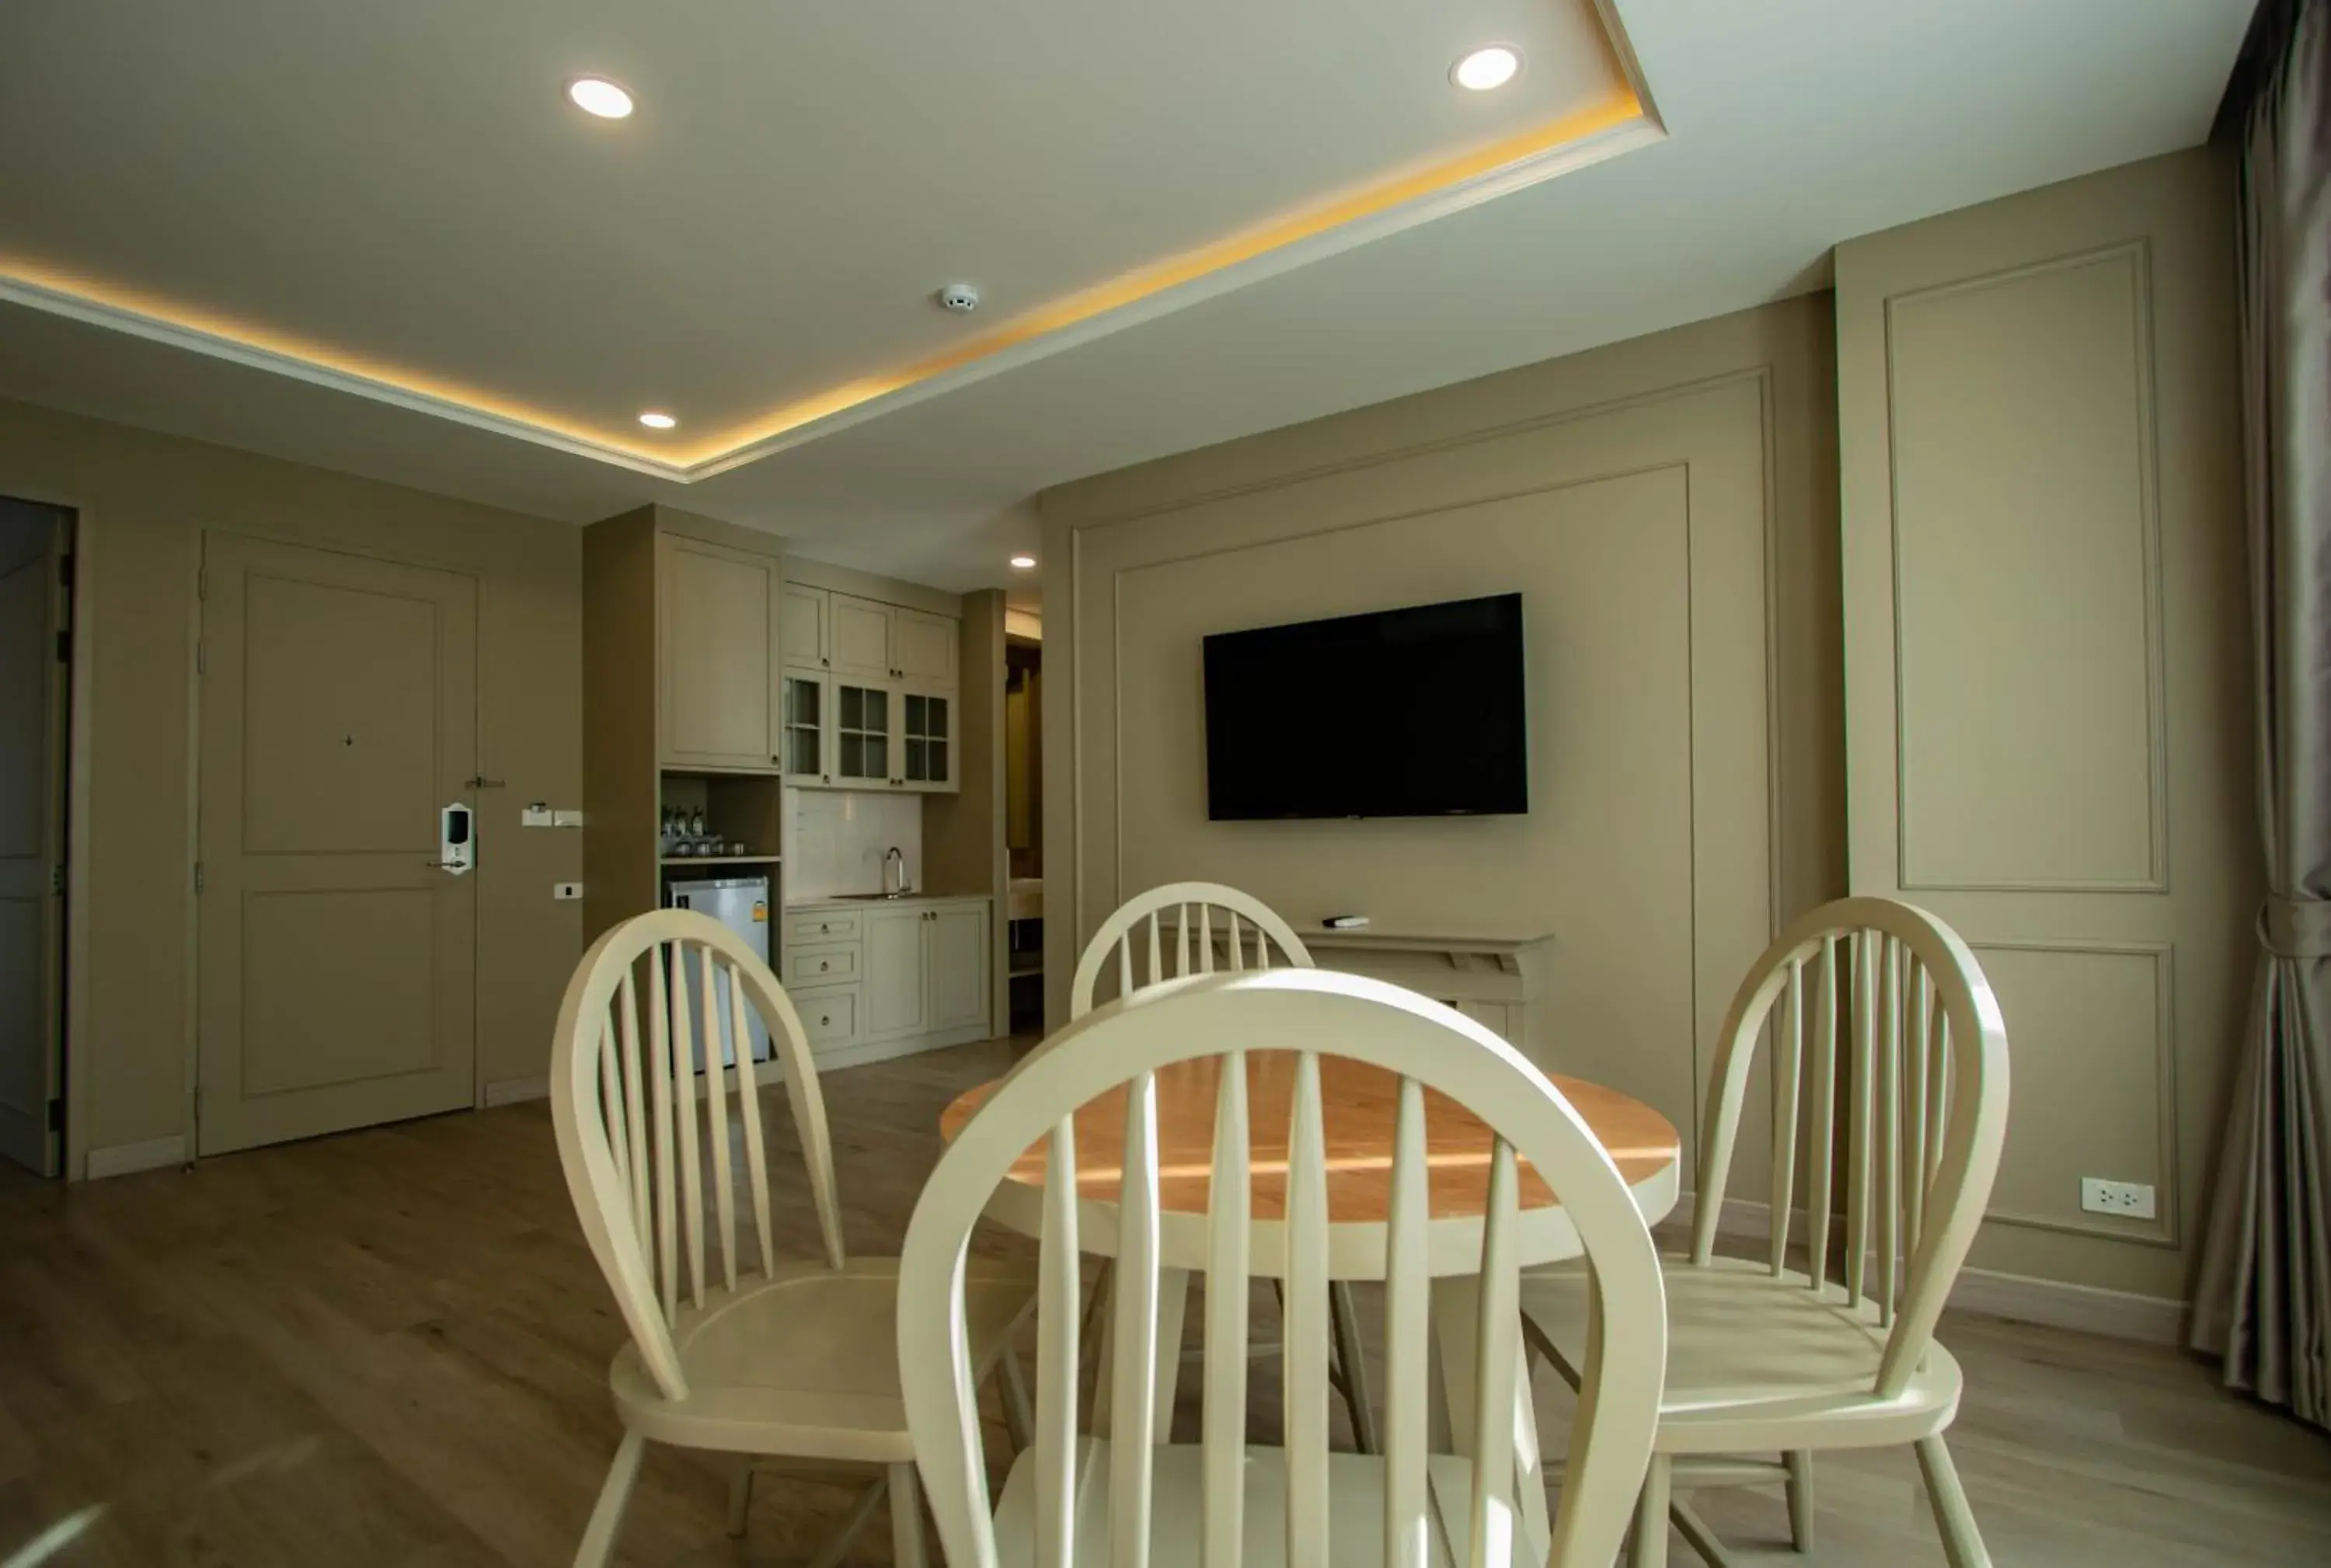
939, 1047, 1681, 1520
938, 1051, 1682, 1276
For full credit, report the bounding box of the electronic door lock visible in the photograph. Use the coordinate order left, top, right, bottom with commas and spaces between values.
434, 801, 475, 875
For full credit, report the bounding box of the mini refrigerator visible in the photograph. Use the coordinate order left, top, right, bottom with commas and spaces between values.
665, 875, 772, 1065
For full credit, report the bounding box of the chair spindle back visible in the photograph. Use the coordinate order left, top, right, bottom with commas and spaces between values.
1070, 882, 1314, 1018
901, 968, 1667, 1568
551, 909, 845, 1400
1690, 897, 2010, 1397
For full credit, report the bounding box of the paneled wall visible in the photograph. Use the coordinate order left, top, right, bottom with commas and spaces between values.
1837, 147, 2252, 1302
1040, 297, 1844, 1184
0, 396, 583, 1169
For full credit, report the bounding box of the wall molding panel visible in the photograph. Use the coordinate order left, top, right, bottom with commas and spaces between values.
1883, 239, 2170, 894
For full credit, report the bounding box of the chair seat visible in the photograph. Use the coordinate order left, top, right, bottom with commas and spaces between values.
1520, 1254, 1961, 1453
991, 1437, 1538, 1567
611, 1256, 1033, 1462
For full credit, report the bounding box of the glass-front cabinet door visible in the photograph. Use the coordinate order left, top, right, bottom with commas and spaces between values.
901, 691, 953, 790
781, 671, 827, 782
833, 681, 892, 786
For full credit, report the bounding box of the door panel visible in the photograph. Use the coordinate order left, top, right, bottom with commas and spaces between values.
0, 500, 65, 1174
198, 534, 478, 1155
862, 906, 926, 1040
242, 887, 439, 1094
831, 681, 893, 788
829, 593, 894, 682
926, 905, 988, 1035
892, 609, 957, 686
780, 584, 827, 667
658, 535, 779, 770
900, 689, 953, 792
243, 575, 439, 852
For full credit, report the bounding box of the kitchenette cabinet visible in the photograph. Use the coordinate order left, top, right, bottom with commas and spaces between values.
657, 533, 782, 772
782, 894, 992, 1067
781, 582, 960, 793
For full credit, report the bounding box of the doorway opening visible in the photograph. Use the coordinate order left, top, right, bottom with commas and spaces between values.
1004, 629, 1042, 1033
0, 497, 75, 1177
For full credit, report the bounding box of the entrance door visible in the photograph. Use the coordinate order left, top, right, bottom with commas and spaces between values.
197, 534, 478, 1155
0, 500, 69, 1175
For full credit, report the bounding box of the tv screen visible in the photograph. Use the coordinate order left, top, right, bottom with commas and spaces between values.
1203, 593, 1528, 821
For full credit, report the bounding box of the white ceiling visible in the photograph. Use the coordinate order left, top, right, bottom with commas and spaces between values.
0, 0, 2254, 591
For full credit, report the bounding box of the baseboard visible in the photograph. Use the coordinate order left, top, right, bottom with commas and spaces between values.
482, 1075, 549, 1107
84, 1134, 186, 1179
1668, 1191, 2186, 1346
1949, 1266, 2185, 1344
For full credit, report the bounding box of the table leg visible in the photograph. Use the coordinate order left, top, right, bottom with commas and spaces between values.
1090, 1265, 1190, 1444
1431, 1276, 1552, 1556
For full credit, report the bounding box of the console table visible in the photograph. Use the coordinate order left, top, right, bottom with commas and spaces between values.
1303, 927, 1555, 1056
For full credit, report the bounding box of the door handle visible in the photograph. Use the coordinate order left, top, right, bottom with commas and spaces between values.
434, 802, 475, 875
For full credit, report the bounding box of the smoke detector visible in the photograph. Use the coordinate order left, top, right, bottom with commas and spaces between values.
936, 282, 981, 314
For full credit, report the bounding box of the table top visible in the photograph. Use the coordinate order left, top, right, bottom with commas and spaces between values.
939, 1051, 1679, 1236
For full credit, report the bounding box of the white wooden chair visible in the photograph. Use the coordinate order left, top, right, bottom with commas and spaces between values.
1519, 897, 2011, 1567
899, 967, 1669, 1566
549, 909, 1035, 1568
1071, 883, 1379, 1454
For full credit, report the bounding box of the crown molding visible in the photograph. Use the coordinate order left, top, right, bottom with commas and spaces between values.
0, 272, 693, 479
0, 104, 1664, 486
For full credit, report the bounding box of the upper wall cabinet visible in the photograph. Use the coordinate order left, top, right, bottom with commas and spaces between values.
781, 583, 828, 669
894, 608, 957, 686
658, 535, 782, 772
821, 591, 959, 688
782, 582, 962, 793
829, 593, 896, 684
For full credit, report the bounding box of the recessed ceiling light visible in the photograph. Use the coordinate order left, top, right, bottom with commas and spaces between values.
1009, 555, 1037, 570
1451, 46, 1521, 92
638, 411, 676, 430
567, 78, 635, 119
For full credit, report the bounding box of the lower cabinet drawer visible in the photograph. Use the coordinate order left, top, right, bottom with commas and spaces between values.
785, 943, 860, 986
793, 987, 858, 1047
789, 910, 863, 943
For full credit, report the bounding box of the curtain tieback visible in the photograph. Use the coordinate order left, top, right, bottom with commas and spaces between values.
2259, 895, 2331, 958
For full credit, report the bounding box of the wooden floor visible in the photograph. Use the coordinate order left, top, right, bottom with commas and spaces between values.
2, 1037, 2326, 1566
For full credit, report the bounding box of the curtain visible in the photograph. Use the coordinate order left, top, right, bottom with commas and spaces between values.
2190, 0, 2331, 1430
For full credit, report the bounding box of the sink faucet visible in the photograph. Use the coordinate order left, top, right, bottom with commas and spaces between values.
883, 846, 906, 896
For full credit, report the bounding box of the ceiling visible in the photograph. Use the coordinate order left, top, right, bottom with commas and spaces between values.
0, 0, 2255, 591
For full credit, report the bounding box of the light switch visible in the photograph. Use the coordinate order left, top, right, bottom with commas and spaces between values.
521, 802, 555, 828
552, 882, 584, 901
552, 809, 585, 828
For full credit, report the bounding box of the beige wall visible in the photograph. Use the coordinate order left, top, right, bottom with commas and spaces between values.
1837, 147, 2251, 1304
0, 396, 583, 1168
1040, 295, 1844, 1186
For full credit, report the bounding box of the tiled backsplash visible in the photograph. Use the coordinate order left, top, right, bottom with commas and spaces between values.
783, 789, 923, 902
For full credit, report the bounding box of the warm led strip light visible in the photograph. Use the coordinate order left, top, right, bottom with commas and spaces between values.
0, 87, 1653, 480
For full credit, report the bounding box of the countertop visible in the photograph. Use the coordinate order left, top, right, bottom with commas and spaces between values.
784, 891, 991, 911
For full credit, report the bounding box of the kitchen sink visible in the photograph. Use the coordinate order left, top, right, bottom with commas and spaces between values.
828, 890, 915, 901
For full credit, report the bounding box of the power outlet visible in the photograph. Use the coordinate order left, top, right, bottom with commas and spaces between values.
2080, 1177, 2157, 1221
552, 882, 584, 901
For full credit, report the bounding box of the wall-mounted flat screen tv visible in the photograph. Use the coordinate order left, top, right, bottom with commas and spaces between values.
1202, 592, 1528, 821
